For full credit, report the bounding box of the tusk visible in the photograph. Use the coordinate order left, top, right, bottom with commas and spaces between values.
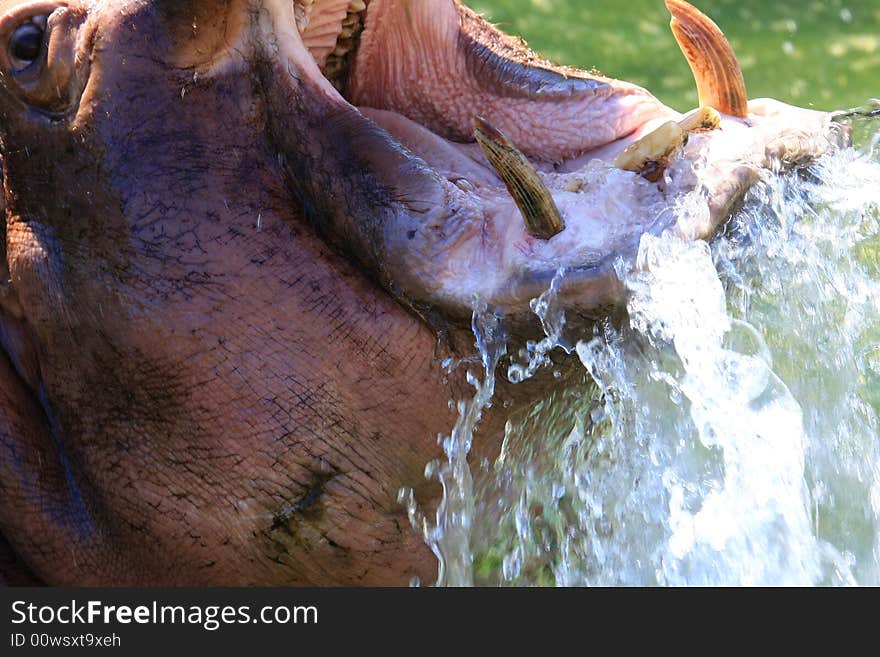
666, 0, 748, 118
614, 106, 722, 178
613, 121, 685, 178
474, 117, 565, 240
679, 105, 722, 132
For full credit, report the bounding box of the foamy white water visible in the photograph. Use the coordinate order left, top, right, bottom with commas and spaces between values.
408, 114, 880, 586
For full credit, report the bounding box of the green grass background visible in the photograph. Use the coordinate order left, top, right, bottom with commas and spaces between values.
472, 0, 880, 112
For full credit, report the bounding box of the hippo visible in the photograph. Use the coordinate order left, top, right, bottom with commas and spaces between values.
0, 0, 835, 585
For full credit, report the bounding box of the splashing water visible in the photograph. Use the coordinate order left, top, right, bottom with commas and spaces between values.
409, 112, 880, 586
400, 305, 507, 587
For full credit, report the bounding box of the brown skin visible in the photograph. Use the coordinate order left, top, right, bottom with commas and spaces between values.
0, 0, 462, 585
0, 0, 831, 585
0, 0, 560, 586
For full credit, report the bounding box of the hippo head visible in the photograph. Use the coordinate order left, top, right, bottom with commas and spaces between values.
0, 0, 835, 584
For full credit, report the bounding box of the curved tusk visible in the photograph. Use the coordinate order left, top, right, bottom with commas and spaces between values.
666, 0, 748, 118
474, 117, 565, 240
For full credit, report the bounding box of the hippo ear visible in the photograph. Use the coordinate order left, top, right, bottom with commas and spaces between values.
154, 0, 247, 67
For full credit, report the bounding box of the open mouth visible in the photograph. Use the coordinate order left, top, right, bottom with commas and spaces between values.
295, 0, 366, 90
303, 0, 686, 165
277, 0, 833, 321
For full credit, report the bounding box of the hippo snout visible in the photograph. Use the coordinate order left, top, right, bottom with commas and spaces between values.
0, 0, 837, 585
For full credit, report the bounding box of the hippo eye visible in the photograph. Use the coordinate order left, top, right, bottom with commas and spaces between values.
8, 18, 46, 71
0, 5, 83, 114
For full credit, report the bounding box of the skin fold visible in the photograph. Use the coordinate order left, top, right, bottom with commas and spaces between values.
0, 0, 835, 585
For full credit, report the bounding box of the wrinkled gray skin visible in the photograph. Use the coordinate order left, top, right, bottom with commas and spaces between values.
0, 0, 832, 585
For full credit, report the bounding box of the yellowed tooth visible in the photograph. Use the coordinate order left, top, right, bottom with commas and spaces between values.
613, 120, 685, 175
614, 107, 722, 179
666, 0, 748, 118
679, 105, 722, 132
474, 117, 565, 240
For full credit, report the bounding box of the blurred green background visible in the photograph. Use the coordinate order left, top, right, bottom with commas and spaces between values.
472, 0, 880, 112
